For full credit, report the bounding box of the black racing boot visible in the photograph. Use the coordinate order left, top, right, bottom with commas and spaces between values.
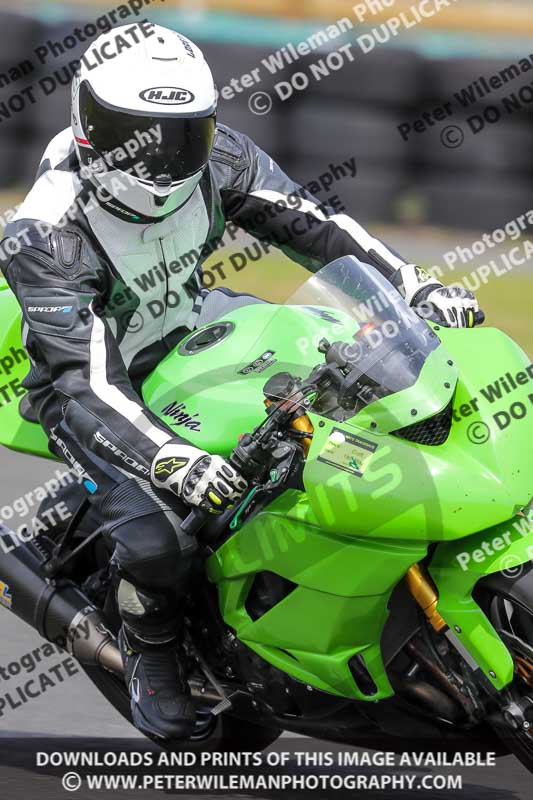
118, 626, 195, 740
116, 579, 195, 740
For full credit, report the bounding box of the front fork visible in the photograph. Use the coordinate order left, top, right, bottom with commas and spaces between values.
407, 514, 533, 693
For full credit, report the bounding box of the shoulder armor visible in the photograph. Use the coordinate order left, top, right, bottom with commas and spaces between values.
1, 218, 97, 285
49, 229, 84, 280
211, 124, 250, 170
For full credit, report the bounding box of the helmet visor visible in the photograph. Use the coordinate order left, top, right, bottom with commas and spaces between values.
79, 82, 215, 183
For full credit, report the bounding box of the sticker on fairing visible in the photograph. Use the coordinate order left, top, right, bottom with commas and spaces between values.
318, 428, 377, 478
0, 580, 12, 609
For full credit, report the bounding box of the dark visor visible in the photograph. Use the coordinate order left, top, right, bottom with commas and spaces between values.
79, 82, 215, 182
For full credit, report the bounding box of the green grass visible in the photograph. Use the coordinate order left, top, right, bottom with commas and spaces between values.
454, 270, 533, 357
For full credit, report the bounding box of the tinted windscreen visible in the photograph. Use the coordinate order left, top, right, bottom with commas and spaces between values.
245, 257, 442, 423
79, 82, 215, 181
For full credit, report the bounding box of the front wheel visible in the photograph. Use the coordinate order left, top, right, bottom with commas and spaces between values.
81, 664, 281, 753
480, 591, 533, 772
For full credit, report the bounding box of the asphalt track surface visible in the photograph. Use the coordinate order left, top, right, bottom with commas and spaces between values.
0, 447, 531, 798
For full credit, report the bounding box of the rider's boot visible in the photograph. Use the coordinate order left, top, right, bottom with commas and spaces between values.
116, 578, 195, 740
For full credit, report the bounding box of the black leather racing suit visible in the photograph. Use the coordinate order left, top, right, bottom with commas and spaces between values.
1, 123, 410, 637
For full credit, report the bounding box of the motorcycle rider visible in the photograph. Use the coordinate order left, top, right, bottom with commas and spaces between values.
0, 23, 480, 740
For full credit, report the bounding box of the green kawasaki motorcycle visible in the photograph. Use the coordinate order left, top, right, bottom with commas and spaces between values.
1, 255, 533, 767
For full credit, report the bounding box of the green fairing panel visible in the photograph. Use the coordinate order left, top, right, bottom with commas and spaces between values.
430, 514, 533, 691
0, 285, 51, 459
208, 490, 428, 699
304, 327, 533, 543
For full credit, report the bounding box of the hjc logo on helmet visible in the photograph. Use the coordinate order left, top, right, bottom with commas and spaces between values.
139, 87, 195, 105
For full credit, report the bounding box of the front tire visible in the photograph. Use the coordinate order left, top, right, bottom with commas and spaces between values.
480, 591, 533, 773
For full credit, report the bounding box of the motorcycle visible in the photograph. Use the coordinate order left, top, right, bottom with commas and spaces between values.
1, 255, 533, 768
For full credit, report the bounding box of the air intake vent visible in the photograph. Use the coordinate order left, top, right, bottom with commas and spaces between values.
245, 572, 297, 622
393, 401, 453, 446
349, 653, 378, 697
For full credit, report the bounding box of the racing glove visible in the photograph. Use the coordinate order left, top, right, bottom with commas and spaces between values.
392, 264, 481, 328
151, 442, 247, 514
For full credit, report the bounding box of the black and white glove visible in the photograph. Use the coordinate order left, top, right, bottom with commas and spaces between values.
151, 443, 247, 514
393, 264, 481, 328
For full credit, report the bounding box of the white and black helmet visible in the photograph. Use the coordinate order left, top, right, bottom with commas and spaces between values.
71, 23, 217, 220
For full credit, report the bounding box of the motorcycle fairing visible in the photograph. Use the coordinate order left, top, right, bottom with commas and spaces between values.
430, 512, 533, 691
2, 256, 533, 706
205, 315, 533, 701
303, 328, 533, 543
207, 488, 428, 700
0, 283, 50, 458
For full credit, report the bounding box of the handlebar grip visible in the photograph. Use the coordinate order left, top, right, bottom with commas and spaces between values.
473, 310, 485, 326
180, 508, 210, 537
